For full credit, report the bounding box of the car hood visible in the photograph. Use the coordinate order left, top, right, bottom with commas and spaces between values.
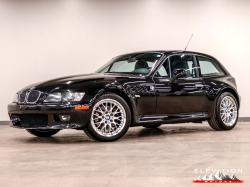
18, 73, 135, 93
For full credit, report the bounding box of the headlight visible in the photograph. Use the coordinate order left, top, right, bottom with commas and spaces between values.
44, 92, 62, 102
44, 92, 85, 103
65, 92, 85, 101
12, 93, 18, 103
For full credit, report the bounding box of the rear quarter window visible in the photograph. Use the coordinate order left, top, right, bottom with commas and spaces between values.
197, 56, 225, 77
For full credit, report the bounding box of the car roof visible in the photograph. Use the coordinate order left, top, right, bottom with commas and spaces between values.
118, 50, 229, 75
118, 50, 217, 60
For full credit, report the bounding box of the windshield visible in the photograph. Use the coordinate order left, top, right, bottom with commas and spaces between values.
95, 53, 163, 74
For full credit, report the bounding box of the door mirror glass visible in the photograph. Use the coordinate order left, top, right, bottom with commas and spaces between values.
171, 69, 187, 83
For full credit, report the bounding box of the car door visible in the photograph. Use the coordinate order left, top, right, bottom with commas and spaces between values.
153, 54, 207, 114
195, 55, 228, 112
125, 76, 156, 116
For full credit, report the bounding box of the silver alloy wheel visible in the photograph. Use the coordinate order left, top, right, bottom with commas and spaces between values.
220, 96, 237, 126
91, 98, 126, 137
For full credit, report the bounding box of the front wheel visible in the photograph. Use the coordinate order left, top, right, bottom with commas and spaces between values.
84, 93, 131, 142
26, 129, 61, 137
208, 92, 238, 130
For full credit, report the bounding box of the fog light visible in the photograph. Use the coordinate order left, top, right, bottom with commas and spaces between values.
59, 115, 70, 122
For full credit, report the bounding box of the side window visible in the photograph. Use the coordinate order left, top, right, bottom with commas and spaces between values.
197, 56, 225, 77
170, 55, 198, 78
155, 59, 169, 77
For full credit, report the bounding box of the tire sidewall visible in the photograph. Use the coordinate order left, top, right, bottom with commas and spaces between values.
215, 92, 239, 130
87, 94, 131, 141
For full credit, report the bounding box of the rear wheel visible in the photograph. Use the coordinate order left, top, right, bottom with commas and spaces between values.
208, 92, 238, 130
143, 124, 161, 128
84, 93, 131, 142
26, 129, 60, 137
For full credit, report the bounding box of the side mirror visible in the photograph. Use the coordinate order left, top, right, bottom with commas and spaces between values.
171, 69, 187, 83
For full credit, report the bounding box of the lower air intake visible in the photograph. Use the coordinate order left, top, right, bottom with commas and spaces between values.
11, 114, 48, 127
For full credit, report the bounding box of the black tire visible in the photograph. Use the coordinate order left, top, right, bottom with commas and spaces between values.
84, 93, 131, 142
143, 124, 161, 128
26, 129, 61, 137
208, 92, 238, 131
83, 128, 96, 141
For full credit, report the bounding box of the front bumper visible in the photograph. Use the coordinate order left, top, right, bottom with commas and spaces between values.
8, 103, 92, 129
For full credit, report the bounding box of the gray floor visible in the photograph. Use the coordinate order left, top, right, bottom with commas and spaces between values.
0, 122, 249, 187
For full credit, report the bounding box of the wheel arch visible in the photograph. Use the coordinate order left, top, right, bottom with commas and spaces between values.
88, 87, 136, 126
221, 87, 240, 108
103, 89, 135, 126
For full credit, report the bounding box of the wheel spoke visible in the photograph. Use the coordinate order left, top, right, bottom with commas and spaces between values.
97, 123, 102, 128
96, 109, 102, 113
98, 106, 103, 112
101, 103, 107, 111
222, 115, 226, 121
110, 103, 115, 112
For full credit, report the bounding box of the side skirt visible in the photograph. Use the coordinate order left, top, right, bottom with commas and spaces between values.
132, 112, 210, 126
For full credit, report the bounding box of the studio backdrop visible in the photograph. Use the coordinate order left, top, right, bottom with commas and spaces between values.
0, 0, 249, 121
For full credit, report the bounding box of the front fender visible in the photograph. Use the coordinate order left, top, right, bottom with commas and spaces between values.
87, 84, 137, 113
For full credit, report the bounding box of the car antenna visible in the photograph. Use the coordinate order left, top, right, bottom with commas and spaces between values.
184, 34, 193, 51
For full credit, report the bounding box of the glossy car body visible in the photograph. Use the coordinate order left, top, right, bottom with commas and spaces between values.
8, 50, 240, 131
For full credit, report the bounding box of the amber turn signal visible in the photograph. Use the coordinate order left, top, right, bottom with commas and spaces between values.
75, 106, 89, 110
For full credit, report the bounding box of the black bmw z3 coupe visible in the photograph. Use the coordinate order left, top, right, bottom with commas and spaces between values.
8, 50, 240, 141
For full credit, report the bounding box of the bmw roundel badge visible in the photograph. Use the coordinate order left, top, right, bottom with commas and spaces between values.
150, 85, 155, 91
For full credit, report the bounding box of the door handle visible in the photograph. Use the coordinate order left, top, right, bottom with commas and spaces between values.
195, 84, 203, 89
